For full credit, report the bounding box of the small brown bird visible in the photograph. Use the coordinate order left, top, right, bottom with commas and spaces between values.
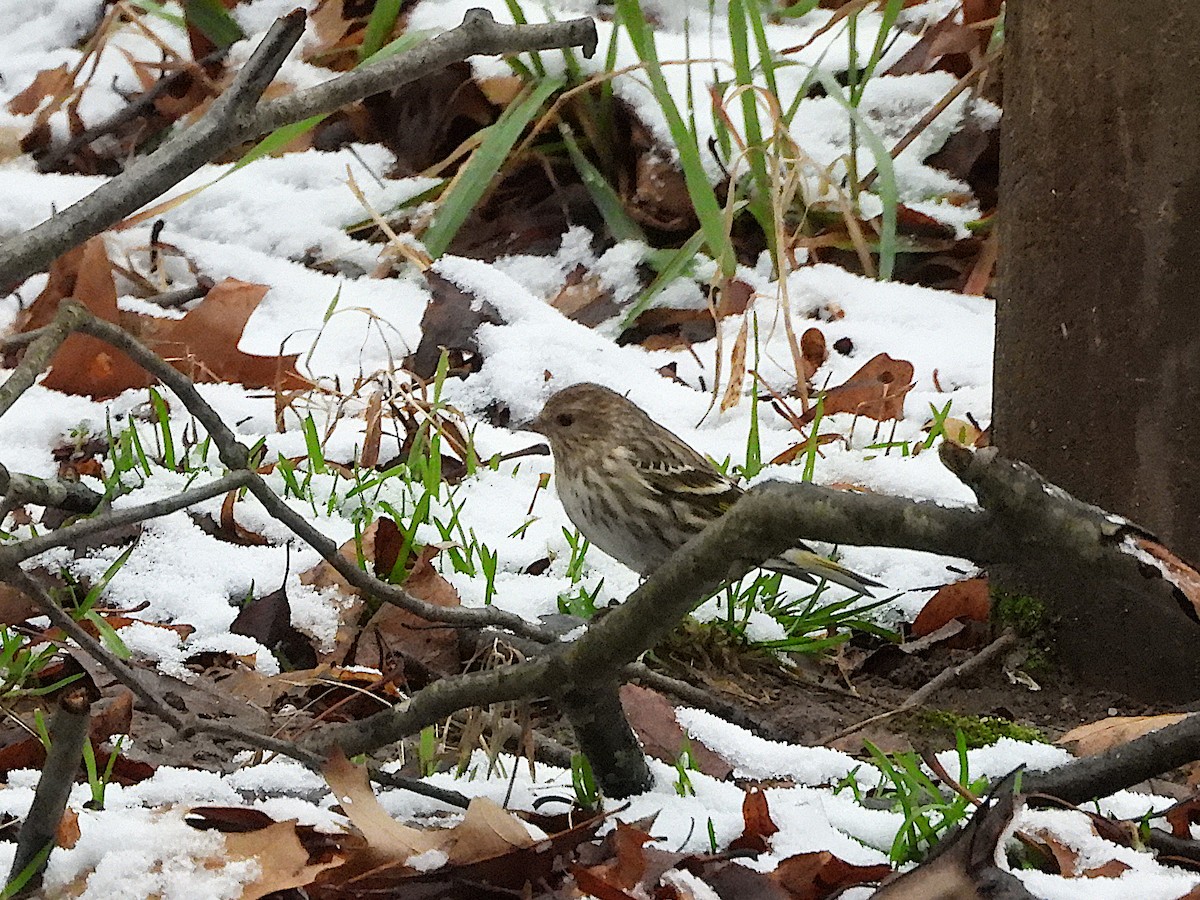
529, 383, 881, 595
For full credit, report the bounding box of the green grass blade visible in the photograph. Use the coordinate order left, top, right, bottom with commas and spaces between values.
358, 0, 403, 62
183, 0, 245, 50
814, 71, 898, 280
620, 229, 706, 329
423, 75, 565, 259
615, 0, 733, 275
559, 123, 646, 243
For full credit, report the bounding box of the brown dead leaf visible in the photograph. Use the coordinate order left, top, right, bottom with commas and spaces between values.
409, 270, 503, 379
1058, 714, 1190, 757
772, 850, 893, 899
224, 819, 345, 900
800, 327, 827, 382
360, 390, 384, 469
573, 822, 655, 895
218, 491, 271, 546
551, 267, 619, 327
720, 316, 749, 411
32, 238, 153, 398
149, 278, 309, 390
444, 797, 535, 866
324, 749, 443, 861
806, 353, 914, 424
0, 582, 39, 625
624, 307, 716, 352
1130, 536, 1200, 620
886, 11, 979, 78
619, 684, 733, 780
56, 807, 80, 849
8, 65, 73, 116
354, 547, 462, 678
629, 150, 695, 232
911, 577, 990, 639
715, 279, 754, 318
728, 788, 778, 854
1083, 859, 1132, 879
1164, 794, 1200, 838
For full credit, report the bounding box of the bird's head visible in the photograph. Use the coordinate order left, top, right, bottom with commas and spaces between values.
529, 383, 641, 461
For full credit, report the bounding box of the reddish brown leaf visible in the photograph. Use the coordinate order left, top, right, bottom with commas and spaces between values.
800, 327, 828, 382
728, 788, 779, 854
911, 577, 990, 638
806, 353, 914, 424
372, 517, 403, 581
8, 65, 73, 116
573, 822, 655, 897
149, 278, 310, 390
33, 238, 153, 398
56, 807, 80, 849
772, 850, 893, 899
619, 684, 733, 780
1165, 794, 1200, 838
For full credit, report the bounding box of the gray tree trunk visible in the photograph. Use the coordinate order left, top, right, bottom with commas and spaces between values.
996, 1, 1200, 564
995, 1, 1200, 697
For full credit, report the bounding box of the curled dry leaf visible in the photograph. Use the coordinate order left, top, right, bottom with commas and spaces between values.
910, 577, 990, 639
800, 327, 827, 382
323, 749, 535, 871
720, 316, 749, 411
223, 819, 346, 900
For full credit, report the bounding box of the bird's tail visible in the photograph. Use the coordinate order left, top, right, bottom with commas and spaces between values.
770, 547, 883, 596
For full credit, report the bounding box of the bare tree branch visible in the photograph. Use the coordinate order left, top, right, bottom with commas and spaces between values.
8, 688, 91, 896
0, 10, 599, 292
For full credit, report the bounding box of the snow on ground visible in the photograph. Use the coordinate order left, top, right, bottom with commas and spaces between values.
0, 1, 1191, 897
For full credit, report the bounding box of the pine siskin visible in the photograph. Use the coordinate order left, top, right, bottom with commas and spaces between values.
530, 382, 881, 595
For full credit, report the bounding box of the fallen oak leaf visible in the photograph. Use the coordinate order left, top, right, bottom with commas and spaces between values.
805, 353, 914, 424
147, 278, 310, 390
223, 818, 346, 900
323, 748, 444, 862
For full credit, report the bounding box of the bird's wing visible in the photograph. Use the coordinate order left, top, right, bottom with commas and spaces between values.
630, 454, 743, 519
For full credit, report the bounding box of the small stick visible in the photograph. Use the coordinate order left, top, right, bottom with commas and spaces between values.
821, 628, 1017, 746
8, 687, 92, 896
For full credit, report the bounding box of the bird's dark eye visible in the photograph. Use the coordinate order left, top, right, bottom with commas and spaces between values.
556, 412, 574, 427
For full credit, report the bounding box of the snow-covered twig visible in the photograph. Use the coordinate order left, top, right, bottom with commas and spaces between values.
0, 9, 599, 292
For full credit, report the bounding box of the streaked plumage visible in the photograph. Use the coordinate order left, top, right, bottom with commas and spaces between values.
529, 383, 881, 595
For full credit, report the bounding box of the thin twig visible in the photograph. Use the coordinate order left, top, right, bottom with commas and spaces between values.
820, 628, 1017, 746
859, 45, 1002, 192
0, 10, 598, 291
8, 688, 91, 896
4, 470, 252, 565
0, 463, 105, 516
